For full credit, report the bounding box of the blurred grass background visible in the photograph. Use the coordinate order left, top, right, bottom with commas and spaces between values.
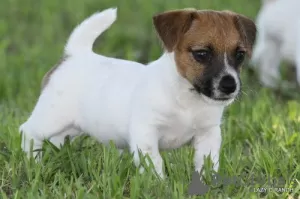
1, 0, 300, 198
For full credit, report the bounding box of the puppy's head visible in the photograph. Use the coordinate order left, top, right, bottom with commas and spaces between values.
153, 9, 256, 104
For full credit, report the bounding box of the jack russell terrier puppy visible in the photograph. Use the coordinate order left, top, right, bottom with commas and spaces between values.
19, 8, 256, 178
251, 0, 300, 88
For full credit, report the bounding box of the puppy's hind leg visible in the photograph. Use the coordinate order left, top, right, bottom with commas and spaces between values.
49, 128, 81, 149
295, 23, 300, 86
258, 39, 281, 88
296, 63, 300, 87
19, 90, 77, 160
252, 28, 282, 88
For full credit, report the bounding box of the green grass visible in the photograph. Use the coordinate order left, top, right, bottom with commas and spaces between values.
1, 0, 300, 198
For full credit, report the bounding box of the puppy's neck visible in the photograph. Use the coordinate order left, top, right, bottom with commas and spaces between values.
155, 52, 192, 91
151, 52, 202, 106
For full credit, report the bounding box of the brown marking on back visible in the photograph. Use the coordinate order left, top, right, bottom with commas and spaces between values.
41, 55, 68, 91
153, 9, 257, 84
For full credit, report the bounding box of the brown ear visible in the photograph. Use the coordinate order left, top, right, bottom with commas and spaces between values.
153, 9, 197, 52
234, 14, 257, 57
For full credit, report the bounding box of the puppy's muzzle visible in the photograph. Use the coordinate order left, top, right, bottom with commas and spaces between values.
218, 75, 236, 95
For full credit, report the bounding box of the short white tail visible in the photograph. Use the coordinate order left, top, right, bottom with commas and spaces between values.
64, 8, 117, 55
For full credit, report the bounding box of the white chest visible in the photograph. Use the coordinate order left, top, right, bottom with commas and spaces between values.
158, 110, 195, 149
157, 105, 223, 150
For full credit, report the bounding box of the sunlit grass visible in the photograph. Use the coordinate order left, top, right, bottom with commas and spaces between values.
1, 0, 300, 198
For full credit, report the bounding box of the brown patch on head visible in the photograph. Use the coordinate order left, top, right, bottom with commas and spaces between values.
153, 9, 256, 100
175, 11, 247, 82
41, 55, 68, 91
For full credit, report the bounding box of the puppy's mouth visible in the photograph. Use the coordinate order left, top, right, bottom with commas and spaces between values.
190, 83, 238, 103
213, 97, 231, 101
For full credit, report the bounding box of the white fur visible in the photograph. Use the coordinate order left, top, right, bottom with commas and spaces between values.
19, 8, 237, 178
251, 0, 300, 87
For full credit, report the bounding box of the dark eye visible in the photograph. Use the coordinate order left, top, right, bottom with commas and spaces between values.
191, 49, 211, 63
236, 50, 246, 63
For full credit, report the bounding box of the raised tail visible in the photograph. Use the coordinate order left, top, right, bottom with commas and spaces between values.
64, 8, 117, 55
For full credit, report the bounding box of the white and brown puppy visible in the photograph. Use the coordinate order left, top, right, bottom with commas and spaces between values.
19, 8, 256, 178
251, 0, 300, 88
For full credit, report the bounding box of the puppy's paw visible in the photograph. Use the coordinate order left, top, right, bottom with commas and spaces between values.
138, 166, 165, 179
139, 166, 145, 174
156, 170, 165, 179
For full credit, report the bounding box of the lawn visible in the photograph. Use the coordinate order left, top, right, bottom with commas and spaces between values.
1, 0, 300, 198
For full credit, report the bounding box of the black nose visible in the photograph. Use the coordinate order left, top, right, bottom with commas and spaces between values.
218, 75, 236, 94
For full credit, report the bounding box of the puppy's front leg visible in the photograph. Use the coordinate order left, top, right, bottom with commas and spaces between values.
193, 126, 222, 174
129, 125, 164, 178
